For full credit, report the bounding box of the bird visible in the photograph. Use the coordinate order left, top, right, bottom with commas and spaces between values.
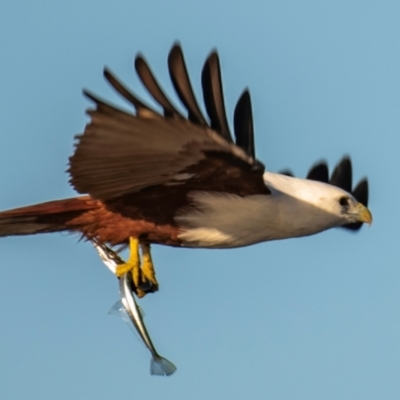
0, 43, 371, 297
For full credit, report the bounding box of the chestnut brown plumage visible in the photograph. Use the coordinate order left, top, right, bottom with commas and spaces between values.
0, 43, 369, 255
0, 44, 267, 248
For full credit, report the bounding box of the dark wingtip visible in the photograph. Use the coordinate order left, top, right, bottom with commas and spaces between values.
171, 41, 182, 50
102, 66, 118, 85
352, 178, 369, 207
234, 89, 255, 158
134, 53, 145, 69
134, 52, 184, 119
82, 89, 99, 103
168, 43, 208, 125
134, 48, 147, 61
330, 156, 352, 192
279, 170, 294, 177
341, 222, 363, 231
306, 162, 329, 183
201, 50, 232, 142
169, 43, 183, 63
103, 66, 159, 115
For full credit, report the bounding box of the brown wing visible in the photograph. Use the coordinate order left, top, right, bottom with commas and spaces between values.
68, 44, 268, 213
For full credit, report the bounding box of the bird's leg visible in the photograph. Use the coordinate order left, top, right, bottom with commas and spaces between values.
140, 243, 159, 293
115, 237, 147, 297
113, 238, 158, 297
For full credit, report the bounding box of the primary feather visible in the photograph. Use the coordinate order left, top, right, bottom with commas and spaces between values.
0, 43, 370, 251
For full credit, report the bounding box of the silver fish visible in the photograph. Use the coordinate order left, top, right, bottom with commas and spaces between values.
93, 241, 177, 376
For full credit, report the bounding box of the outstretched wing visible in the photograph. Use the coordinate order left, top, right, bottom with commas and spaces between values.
69, 44, 268, 204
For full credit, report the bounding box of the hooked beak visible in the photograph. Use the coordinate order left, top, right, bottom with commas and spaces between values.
355, 202, 372, 225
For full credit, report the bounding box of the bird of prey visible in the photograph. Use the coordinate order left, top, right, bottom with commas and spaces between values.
0, 44, 371, 297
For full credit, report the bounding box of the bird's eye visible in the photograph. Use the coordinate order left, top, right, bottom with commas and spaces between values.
339, 197, 349, 207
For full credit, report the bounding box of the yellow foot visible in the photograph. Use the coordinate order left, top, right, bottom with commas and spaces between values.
114, 237, 143, 296
140, 243, 159, 293
114, 237, 158, 297
115, 237, 139, 277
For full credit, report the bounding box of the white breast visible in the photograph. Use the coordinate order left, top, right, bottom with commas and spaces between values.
175, 172, 348, 249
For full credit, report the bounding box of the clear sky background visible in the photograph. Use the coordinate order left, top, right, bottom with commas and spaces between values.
0, 1, 399, 399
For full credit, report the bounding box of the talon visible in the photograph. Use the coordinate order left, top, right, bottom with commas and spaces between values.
114, 263, 134, 277
140, 243, 159, 292
111, 238, 158, 297
115, 238, 143, 291
135, 288, 147, 298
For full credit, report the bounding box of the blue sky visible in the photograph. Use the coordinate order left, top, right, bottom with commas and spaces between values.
0, 1, 399, 399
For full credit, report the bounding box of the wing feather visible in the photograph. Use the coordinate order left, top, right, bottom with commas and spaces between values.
168, 44, 209, 126
234, 90, 255, 158
134, 55, 184, 119
69, 44, 267, 202
306, 162, 329, 182
330, 157, 352, 193
201, 51, 232, 142
103, 68, 160, 118
69, 96, 265, 201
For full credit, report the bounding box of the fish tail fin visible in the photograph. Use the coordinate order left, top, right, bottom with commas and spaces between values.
151, 356, 177, 376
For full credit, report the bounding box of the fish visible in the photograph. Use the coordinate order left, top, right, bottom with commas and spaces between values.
93, 241, 177, 376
